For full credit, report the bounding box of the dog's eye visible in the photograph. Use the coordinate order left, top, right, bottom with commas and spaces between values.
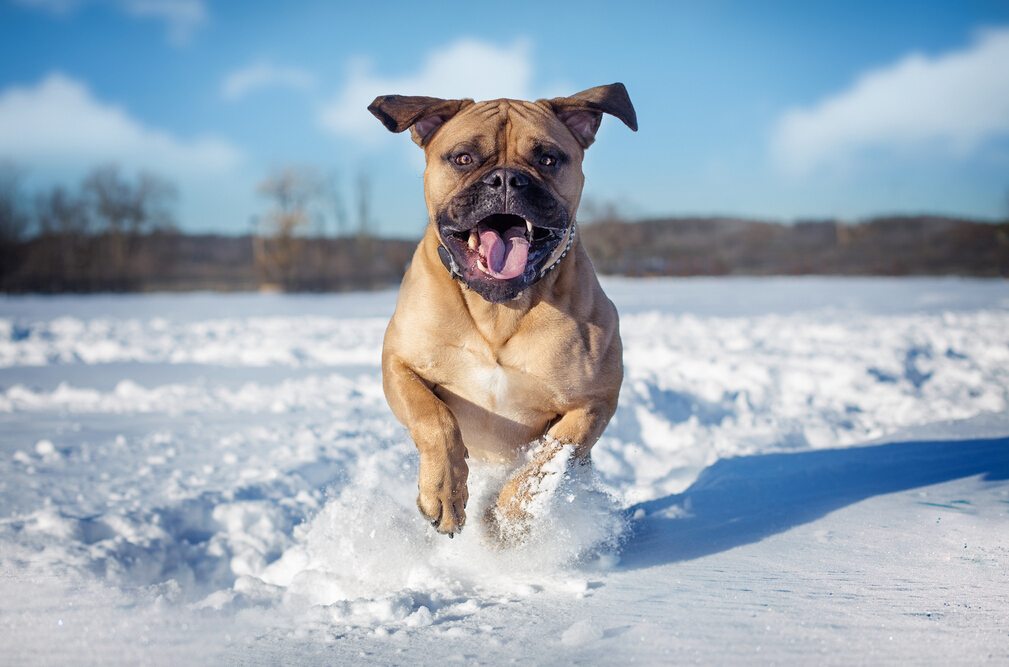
539, 155, 557, 167
454, 154, 473, 166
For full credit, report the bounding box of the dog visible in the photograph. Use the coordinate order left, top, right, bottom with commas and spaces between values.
369, 83, 636, 542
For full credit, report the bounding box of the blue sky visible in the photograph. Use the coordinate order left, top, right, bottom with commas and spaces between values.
1, 0, 1007, 237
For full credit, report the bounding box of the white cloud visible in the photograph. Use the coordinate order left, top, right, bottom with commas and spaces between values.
120, 0, 206, 44
222, 61, 315, 101
0, 73, 255, 232
318, 38, 535, 142
0, 72, 242, 174
12, 0, 207, 44
771, 27, 1009, 176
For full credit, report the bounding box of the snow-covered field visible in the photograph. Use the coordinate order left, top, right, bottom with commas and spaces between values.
1, 276, 1007, 665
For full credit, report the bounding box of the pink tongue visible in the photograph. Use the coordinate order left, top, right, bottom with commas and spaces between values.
478, 225, 529, 280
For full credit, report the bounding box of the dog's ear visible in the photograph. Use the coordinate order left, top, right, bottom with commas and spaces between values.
368, 95, 473, 147
544, 83, 637, 148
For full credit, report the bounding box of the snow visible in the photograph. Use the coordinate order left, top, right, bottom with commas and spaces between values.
1, 276, 1007, 665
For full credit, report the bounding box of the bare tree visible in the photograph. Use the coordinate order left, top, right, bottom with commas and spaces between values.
321, 171, 350, 237
253, 165, 321, 290
0, 162, 30, 287
83, 165, 177, 231
82, 165, 178, 287
134, 171, 179, 233
34, 185, 90, 288
356, 171, 372, 238
352, 170, 380, 279
37, 185, 88, 236
0, 161, 28, 242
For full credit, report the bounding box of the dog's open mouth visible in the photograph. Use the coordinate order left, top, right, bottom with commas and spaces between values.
465, 214, 529, 280
447, 214, 562, 282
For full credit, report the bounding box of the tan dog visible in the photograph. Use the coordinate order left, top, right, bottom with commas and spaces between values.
369, 83, 637, 542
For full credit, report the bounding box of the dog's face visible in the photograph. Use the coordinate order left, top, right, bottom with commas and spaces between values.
369, 84, 637, 303
422, 100, 585, 303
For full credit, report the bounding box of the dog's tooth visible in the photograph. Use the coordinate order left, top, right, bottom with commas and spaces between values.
477, 259, 489, 274
525, 219, 533, 238
468, 230, 478, 251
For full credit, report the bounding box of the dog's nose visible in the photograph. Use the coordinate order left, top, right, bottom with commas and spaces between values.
482, 168, 528, 189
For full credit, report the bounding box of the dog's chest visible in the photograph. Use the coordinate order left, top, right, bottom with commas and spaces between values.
475, 363, 510, 407
431, 340, 558, 458
451, 341, 547, 410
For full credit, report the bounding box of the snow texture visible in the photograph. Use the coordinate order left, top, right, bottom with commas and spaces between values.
1, 276, 1007, 665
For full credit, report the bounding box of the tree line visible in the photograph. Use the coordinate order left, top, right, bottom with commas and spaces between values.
1, 163, 179, 292
1, 161, 1006, 293
0, 163, 415, 293
579, 215, 1009, 278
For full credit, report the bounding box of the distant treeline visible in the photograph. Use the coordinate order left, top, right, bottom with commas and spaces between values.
0, 162, 416, 293
1, 232, 416, 293
3, 210, 1008, 294
3, 160, 1006, 292
580, 216, 1009, 278
2, 162, 1006, 292
1, 216, 1005, 293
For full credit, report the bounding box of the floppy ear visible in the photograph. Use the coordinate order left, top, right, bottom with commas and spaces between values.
367, 95, 473, 147
544, 83, 638, 148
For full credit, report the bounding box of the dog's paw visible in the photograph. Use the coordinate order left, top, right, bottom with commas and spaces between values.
484, 437, 577, 547
482, 494, 532, 548
417, 454, 469, 537
417, 493, 466, 537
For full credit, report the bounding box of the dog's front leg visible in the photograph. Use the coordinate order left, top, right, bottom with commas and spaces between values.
489, 404, 614, 543
383, 354, 468, 536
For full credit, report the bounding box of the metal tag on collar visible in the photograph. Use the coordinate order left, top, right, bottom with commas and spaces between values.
437, 245, 462, 279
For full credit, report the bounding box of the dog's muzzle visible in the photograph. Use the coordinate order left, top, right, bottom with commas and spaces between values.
436, 168, 572, 303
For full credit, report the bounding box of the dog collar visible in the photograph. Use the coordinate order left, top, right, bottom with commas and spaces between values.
539, 223, 576, 278
436, 222, 577, 283
437, 244, 463, 280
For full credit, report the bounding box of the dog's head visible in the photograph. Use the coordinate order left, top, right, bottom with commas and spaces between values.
369, 83, 636, 303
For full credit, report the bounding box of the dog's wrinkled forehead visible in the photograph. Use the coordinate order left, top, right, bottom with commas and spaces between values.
420, 99, 588, 213
424, 99, 583, 160
415, 101, 577, 216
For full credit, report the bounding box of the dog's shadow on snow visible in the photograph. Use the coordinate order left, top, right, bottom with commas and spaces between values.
620, 436, 1009, 569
